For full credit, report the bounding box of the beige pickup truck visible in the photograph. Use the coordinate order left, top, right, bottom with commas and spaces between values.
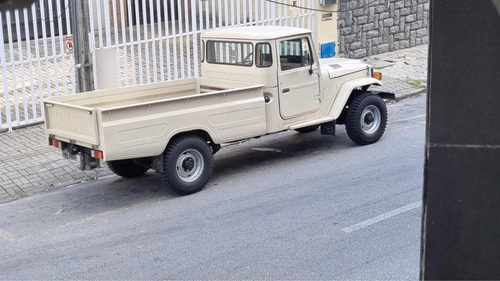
44, 26, 394, 195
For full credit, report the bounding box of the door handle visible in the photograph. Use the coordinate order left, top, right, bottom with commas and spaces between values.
282, 88, 290, 93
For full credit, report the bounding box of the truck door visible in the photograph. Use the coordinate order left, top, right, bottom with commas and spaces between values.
278, 36, 320, 119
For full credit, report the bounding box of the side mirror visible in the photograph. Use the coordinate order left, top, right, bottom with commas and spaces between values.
305, 53, 314, 75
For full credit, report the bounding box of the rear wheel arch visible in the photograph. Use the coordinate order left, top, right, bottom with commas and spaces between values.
165, 129, 220, 155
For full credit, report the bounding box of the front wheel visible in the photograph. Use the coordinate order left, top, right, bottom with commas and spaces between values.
345, 93, 388, 145
162, 135, 214, 195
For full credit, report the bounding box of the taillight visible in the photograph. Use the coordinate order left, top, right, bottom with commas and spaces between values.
51, 139, 63, 149
91, 149, 103, 159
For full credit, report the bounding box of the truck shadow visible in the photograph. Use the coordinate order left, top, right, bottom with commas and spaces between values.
56, 130, 357, 214
212, 130, 355, 178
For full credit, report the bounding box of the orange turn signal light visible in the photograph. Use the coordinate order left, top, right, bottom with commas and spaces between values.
373, 72, 383, 80
91, 149, 103, 160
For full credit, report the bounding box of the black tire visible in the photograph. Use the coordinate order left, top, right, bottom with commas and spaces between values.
345, 92, 388, 145
107, 160, 148, 178
294, 125, 319, 134
162, 135, 214, 195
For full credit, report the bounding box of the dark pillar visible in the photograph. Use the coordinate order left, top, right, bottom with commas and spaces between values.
421, 0, 500, 279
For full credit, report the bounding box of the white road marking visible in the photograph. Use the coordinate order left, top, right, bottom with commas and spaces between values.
389, 114, 426, 123
0, 229, 27, 242
342, 201, 422, 233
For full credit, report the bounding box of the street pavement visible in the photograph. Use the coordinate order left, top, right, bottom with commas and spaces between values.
0, 44, 428, 203
0, 94, 426, 279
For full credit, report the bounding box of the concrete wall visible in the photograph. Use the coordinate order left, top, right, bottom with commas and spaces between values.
337, 0, 429, 58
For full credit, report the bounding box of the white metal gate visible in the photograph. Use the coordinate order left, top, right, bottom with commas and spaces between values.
0, 0, 317, 132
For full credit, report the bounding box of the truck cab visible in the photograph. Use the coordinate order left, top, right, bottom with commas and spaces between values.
201, 26, 390, 135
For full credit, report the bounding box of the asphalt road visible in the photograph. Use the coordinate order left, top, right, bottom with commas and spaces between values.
0, 95, 426, 280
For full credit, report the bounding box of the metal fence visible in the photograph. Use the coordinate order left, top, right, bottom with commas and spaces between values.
0, 0, 317, 132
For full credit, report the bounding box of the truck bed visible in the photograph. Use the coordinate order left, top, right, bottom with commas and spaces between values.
49, 78, 237, 109
44, 78, 266, 161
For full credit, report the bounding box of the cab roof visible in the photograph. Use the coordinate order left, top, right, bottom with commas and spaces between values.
202, 26, 312, 41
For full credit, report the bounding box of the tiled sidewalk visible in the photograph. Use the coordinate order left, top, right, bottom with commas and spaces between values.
0, 45, 428, 204
0, 124, 111, 203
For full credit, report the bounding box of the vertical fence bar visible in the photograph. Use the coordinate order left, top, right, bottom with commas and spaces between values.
224, 0, 229, 62
262, 0, 265, 25
170, 0, 178, 79
119, 0, 129, 86
134, 0, 144, 84
277, 0, 282, 26
230, 0, 234, 26
112, 0, 122, 87
204, 0, 209, 30
149, 0, 158, 82
163, 0, 172, 80
177, 0, 185, 78
141, 0, 151, 83
236, 0, 240, 26
266, 0, 270, 25
126, 0, 137, 85
23, 8, 37, 120
313, 0, 317, 44
224, 0, 228, 28
14, 10, 29, 123
157, 0, 165, 81
96, 1, 104, 48
31, 4, 45, 119
242, 0, 246, 25
184, 0, 191, 78
0, 13, 12, 131
211, 0, 216, 29
103, 0, 112, 47
218, 0, 222, 28
191, 0, 199, 77
249, 0, 253, 25
5, 12, 20, 125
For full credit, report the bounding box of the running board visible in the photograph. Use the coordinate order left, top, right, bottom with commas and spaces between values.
288, 116, 334, 130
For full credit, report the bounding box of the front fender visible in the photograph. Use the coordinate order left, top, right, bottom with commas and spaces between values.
329, 77, 382, 119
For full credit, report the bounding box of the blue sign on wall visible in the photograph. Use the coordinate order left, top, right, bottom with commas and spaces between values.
321, 41, 336, 58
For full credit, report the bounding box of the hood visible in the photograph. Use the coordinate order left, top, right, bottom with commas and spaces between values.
320, 58, 369, 79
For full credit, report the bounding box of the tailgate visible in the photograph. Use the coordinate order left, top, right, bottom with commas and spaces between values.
44, 101, 100, 146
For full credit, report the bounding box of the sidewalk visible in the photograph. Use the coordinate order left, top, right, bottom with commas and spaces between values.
0, 45, 428, 204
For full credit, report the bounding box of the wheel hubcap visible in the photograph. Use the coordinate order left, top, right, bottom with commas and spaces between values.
361, 105, 381, 134
176, 149, 204, 183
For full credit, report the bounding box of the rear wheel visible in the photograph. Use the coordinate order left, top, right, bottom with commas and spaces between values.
345, 93, 388, 145
107, 160, 148, 178
294, 125, 319, 134
162, 135, 214, 195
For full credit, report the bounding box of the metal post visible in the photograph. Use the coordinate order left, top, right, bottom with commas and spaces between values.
70, 0, 94, 93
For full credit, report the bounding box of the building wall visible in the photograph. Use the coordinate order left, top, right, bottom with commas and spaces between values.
315, 3, 339, 58
337, 0, 429, 58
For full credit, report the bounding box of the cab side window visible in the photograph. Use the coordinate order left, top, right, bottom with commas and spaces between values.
256, 43, 272, 67
279, 37, 313, 71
